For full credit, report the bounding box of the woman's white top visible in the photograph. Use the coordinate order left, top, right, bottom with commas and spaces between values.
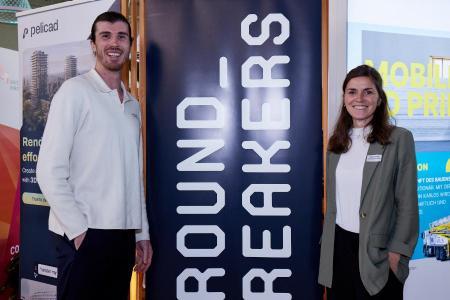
335, 127, 370, 233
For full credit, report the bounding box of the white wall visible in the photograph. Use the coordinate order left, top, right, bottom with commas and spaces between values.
0, 48, 21, 129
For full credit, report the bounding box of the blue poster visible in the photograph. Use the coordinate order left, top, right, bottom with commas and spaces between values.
146, 0, 323, 299
415, 152, 450, 260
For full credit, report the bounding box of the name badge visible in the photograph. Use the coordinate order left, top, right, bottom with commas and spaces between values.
366, 154, 382, 162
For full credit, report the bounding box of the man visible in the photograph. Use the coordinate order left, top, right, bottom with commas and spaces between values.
36, 11, 152, 300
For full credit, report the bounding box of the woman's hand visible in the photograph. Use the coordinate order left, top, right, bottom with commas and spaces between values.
388, 251, 401, 274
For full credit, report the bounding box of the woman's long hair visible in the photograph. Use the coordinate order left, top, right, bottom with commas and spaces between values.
328, 64, 394, 154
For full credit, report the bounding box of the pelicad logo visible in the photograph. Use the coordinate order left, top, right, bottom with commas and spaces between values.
23, 19, 59, 39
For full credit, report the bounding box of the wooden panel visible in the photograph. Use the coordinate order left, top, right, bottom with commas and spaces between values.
121, 0, 130, 90
121, 1, 147, 299
130, 0, 138, 98
138, 0, 147, 195
137, 0, 148, 294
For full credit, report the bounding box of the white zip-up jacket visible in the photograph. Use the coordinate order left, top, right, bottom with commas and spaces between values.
36, 69, 149, 241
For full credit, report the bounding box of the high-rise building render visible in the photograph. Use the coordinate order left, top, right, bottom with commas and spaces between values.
31, 50, 48, 102
65, 55, 77, 80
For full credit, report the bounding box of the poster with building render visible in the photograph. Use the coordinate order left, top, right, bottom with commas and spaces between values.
17, 0, 118, 298
347, 1, 450, 299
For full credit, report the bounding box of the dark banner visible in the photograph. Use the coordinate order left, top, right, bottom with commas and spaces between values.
146, 0, 322, 299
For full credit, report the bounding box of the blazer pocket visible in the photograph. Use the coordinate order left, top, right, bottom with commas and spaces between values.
368, 234, 388, 265
370, 233, 388, 248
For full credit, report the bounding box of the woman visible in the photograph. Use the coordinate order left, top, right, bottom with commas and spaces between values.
318, 65, 419, 299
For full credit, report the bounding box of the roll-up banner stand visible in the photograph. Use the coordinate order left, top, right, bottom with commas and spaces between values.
17, 1, 118, 298
0, 47, 20, 299
146, 1, 323, 299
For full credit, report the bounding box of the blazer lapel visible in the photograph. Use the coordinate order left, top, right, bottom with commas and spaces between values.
360, 142, 385, 205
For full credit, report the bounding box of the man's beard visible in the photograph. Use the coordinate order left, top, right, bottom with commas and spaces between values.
96, 51, 127, 71
103, 61, 123, 71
